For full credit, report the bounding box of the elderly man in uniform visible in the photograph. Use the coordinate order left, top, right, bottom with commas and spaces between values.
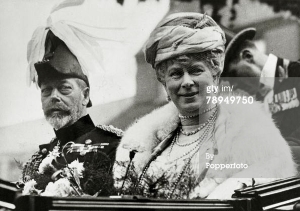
222, 28, 300, 172
20, 30, 122, 194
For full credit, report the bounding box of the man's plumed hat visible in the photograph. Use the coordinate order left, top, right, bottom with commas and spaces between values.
34, 31, 92, 107
222, 28, 256, 76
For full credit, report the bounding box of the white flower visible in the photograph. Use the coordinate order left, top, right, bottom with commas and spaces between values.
63, 167, 73, 179
22, 179, 41, 195
41, 178, 74, 197
147, 157, 171, 180
49, 144, 60, 157
38, 149, 60, 174
68, 159, 84, 178
38, 156, 55, 174
49, 149, 60, 157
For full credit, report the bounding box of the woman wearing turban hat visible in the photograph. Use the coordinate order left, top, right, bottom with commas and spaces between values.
114, 13, 296, 199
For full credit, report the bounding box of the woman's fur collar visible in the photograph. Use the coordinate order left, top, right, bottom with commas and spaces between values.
117, 101, 268, 156
115, 101, 297, 198
120, 102, 179, 150
115, 101, 280, 170
115, 102, 180, 167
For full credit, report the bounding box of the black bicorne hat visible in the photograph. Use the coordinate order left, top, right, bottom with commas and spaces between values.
34, 31, 92, 107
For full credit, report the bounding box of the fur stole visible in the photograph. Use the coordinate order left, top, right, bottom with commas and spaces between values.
115, 101, 297, 198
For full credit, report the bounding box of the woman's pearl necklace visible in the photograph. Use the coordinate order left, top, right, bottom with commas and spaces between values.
179, 105, 217, 136
178, 104, 217, 119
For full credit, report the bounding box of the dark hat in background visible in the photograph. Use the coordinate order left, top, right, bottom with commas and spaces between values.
34, 31, 92, 107
222, 28, 256, 77
219, 25, 236, 48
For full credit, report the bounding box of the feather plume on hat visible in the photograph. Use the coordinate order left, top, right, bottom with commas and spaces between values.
26, 0, 108, 87
27, 20, 104, 87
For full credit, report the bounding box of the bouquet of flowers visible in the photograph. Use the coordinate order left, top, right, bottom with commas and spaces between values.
115, 158, 198, 199
19, 142, 116, 197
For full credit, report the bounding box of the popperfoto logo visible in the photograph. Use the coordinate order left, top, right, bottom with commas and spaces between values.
205, 153, 248, 170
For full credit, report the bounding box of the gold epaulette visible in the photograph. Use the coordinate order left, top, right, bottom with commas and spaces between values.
96, 125, 124, 137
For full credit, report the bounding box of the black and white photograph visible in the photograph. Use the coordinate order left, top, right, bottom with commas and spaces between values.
0, 0, 300, 210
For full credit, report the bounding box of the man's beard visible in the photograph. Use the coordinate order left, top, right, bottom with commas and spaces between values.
44, 101, 82, 130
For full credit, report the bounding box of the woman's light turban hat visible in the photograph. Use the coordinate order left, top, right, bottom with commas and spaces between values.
144, 12, 226, 69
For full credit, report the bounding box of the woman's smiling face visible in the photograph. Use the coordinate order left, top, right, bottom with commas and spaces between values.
163, 55, 217, 116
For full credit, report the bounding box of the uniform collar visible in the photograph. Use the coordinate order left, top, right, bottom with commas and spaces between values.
260, 54, 278, 90
54, 114, 95, 146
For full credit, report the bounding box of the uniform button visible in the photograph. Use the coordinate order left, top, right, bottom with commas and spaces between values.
85, 139, 92, 145
41, 148, 48, 154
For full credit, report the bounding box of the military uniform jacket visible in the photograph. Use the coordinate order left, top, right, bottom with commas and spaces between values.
273, 59, 300, 145
21, 115, 122, 182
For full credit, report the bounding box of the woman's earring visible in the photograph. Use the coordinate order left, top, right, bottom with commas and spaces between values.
166, 95, 171, 102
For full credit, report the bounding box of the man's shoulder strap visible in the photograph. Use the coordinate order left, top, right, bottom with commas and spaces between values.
96, 124, 124, 137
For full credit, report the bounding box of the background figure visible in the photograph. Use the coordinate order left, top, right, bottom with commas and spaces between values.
222, 28, 300, 172
20, 29, 122, 196
114, 13, 296, 200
